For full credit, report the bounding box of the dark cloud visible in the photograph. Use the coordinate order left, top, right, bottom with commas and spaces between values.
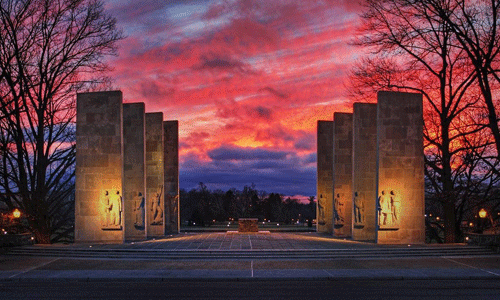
249, 106, 272, 119
260, 87, 288, 99
180, 163, 316, 196
138, 80, 175, 99
303, 153, 317, 164
208, 145, 289, 161
197, 56, 245, 70
294, 133, 315, 150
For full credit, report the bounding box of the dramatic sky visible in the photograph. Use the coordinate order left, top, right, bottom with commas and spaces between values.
105, 0, 363, 198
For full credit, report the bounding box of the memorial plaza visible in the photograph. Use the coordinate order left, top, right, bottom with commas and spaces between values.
2, 232, 500, 281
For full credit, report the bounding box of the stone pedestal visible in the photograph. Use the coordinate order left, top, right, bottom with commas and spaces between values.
376, 91, 425, 244
333, 113, 353, 237
317, 121, 334, 234
123, 103, 146, 240
352, 103, 377, 241
75, 91, 124, 243
238, 218, 259, 232
164, 121, 180, 234
146, 113, 165, 237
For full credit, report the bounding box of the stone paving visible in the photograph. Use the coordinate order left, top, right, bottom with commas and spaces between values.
2, 232, 500, 281
66, 232, 380, 250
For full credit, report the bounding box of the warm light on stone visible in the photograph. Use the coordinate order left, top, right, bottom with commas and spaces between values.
317, 120, 334, 234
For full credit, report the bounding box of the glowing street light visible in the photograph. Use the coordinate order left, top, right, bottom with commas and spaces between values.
12, 208, 21, 219
479, 208, 487, 219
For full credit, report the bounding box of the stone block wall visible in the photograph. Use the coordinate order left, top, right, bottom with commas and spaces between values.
146, 113, 165, 237
317, 121, 334, 234
164, 120, 179, 233
352, 103, 377, 241
123, 103, 146, 240
333, 113, 353, 237
75, 91, 124, 243
376, 91, 425, 244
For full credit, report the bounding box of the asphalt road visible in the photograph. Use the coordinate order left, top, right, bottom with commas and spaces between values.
2, 279, 500, 299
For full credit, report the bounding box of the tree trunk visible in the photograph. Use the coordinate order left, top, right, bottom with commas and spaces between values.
30, 218, 51, 244
443, 200, 456, 243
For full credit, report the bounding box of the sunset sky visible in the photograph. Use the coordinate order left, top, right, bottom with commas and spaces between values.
105, 0, 364, 198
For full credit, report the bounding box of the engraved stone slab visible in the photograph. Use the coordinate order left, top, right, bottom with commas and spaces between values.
317, 121, 334, 234
123, 103, 146, 240
238, 218, 259, 232
352, 103, 377, 241
376, 91, 425, 244
146, 113, 165, 237
75, 91, 124, 243
163, 120, 180, 234
333, 113, 353, 237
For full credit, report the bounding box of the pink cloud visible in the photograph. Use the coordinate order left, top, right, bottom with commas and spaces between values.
107, 0, 362, 195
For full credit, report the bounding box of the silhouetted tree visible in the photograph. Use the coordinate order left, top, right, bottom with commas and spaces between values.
0, 0, 122, 243
423, 0, 500, 159
351, 0, 500, 242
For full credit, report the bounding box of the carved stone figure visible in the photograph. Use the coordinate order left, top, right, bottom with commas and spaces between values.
390, 190, 401, 225
378, 190, 392, 226
354, 191, 364, 224
168, 194, 179, 227
134, 192, 145, 228
334, 193, 344, 224
317, 194, 326, 225
151, 192, 163, 225
101, 190, 110, 227
108, 190, 122, 226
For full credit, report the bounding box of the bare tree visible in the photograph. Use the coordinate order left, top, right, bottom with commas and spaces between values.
423, 0, 500, 159
350, 0, 499, 242
0, 0, 122, 243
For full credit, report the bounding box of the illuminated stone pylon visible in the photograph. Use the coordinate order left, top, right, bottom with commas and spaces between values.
376, 91, 425, 244
75, 91, 124, 243
333, 113, 353, 238
123, 103, 147, 240
352, 103, 377, 241
317, 120, 334, 234
164, 120, 180, 234
146, 112, 165, 237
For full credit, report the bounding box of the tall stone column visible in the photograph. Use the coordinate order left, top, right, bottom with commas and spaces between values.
317, 121, 334, 234
333, 113, 353, 237
352, 103, 377, 241
75, 91, 124, 243
123, 103, 146, 240
146, 112, 165, 237
376, 91, 425, 244
164, 120, 179, 233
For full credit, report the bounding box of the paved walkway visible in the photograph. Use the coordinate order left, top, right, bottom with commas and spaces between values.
56, 232, 380, 250
2, 232, 500, 281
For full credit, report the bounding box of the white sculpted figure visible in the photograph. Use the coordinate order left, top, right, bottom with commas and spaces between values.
334, 193, 344, 224
101, 190, 110, 227
134, 192, 145, 228
317, 194, 325, 225
354, 191, 364, 224
390, 190, 401, 225
151, 192, 163, 225
378, 190, 392, 226
108, 190, 122, 226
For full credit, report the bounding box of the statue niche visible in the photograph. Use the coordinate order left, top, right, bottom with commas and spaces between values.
101, 190, 123, 230
353, 191, 364, 228
317, 194, 326, 226
134, 192, 145, 229
151, 189, 163, 226
334, 193, 344, 228
378, 190, 400, 230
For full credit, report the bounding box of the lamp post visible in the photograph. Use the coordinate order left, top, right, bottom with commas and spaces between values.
12, 208, 21, 219
478, 208, 488, 233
